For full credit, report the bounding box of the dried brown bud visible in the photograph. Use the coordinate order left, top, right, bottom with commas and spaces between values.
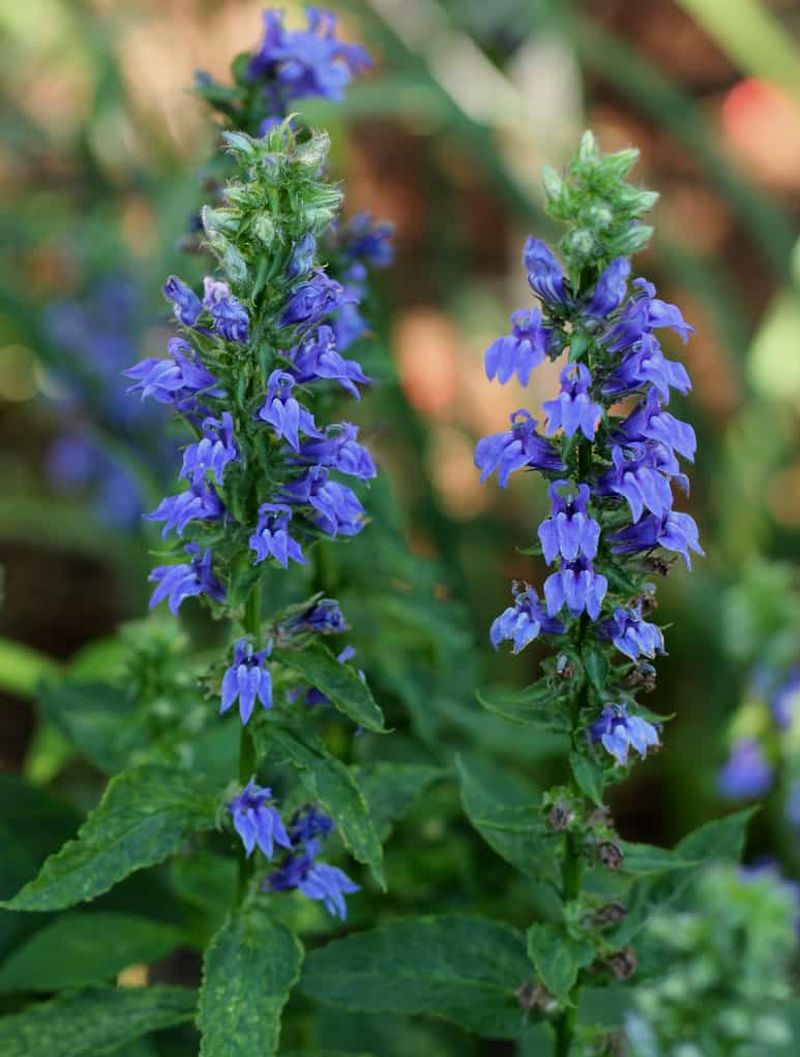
607, 946, 637, 980
594, 902, 627, 927
643, 555, 676, 577
515, 979, 556, 1012
597, 841, 624, 870
639, 592, 658, 616
626, 667, 657, 693
548, 802, 576, 831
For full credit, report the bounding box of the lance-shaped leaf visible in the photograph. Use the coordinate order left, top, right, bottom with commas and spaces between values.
301, 915, 531, 1039
275, 641, 385, 732
0, 912, 185, 992
351, 762, 444, 842
476, 682, 571, 732
618, 842, 697, 876
526, 922, 594, 1005
3, 766, 220, 912
198, 906, 303, 1057
260, 724, 385, 889
456, 755, 558, 882
0, 985, 196, 1057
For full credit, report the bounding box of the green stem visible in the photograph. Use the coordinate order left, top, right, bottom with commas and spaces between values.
235, 582, 261, 907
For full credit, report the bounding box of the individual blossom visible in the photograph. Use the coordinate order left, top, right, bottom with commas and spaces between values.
124, 338, 225, 410
475, 409, 564, 488
543, 364, 603, 442
610, 510, 704, 570
258, 370, 322, 451
286, 324, 370, 399
282, 598, 347, 637
146, 482, 224, 538
490, 582, 565, 653
148, 544, 225, 614
604, 277, 694, 353
612, 388, 696, 462
281, 269, 345, 328
280, 465, 366, 537
249, 503, 307, 567
602, 332, 691, 402
603, 605, 665, 661
538, 481, 600, 564
484, 308, 549, 386
180, 412, 238, 484
228, 780, 291, 858
221, 638, 274, 724
524, 237, 571, 307
202, 277, 249, 342
583, 257, 631, 321
590, 704, 659, 765
718, 738, 773, 799
163, 275, 202, 326
293, 423, 376, 480
597, 443, 683, 523
286, 233, 317, 281
267, 840, 359, 920
289, 804, 335, 843
544, 557, 608, 621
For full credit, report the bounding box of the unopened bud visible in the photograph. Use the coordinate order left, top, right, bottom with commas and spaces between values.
597, 841, 624, 871
607, 946, 637, 980
594, 902, 627, 927
548, 802, 576, 832
516, 979, 557, 1013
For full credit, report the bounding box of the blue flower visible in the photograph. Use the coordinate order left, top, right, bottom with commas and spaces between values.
287, 324, 370, 399
330, 291, 368, 352
718, 738, 773, 799
770, 669, 800, 730
202, 278, 249, 342
125, 338, 225, 410
281, 269, 345, 328
523, 237, 570, 307
283, 598, 346, 636
604, 277, 694, 353
228, 780, 291, 858
163, 276, 201, 326
590, 704, 659, 765
248, 7, 370, 107
258, 370, 322, 451
280, 466, 366, 537
613, 389, 696, 462
267, 841, 359, 920
603, 605, 665, 661
597, 443, 684, 523
294, 423, 376, 480
289, 805, 335, 843
543, 364, 602, 441
146, 482, 224, 538
475, 409, 565, 488
249, 502, 308, 567
484, 308, 548, 386
221, 639, 273, 724
544, 557, 608, 620
610, 510, 703, 569
148, 544, 225, 613
180, 412, 238, 484
602, 333, 691, 402
538, 481, 600, 564
584, 257, 631, 320
490, 581, 565, 653
338, 212, 394, 269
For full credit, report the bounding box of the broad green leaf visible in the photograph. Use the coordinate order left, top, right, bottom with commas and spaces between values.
38, 681, 146, 775
618, 842, 696, 876
351, 762, 443, 841
526, 923, 594, 1005
4, 766, 219, 912
301, 914, 530, 1039
476, 683, 570, 732
568, 751, 604, 807
198, 907, 303, 1057
456, 755, 558, 882
0, 985, 196, 1057
261, 725, 385, 889
275, 642, 385, 732
0, 912, 184, 992
676, 807, 757, 862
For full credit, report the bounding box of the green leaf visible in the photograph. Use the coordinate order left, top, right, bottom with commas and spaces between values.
476, 683, 571, 732
456, 756, 557, 881
198, 907, 303, 1057
569, 751, 604, 807
262, 724, 385, 889
351, 763, 443, 842
301, 914, 530, 1040
276, 642, 385, 733
580, 643, 609, 694
0, 985, 196, 1057
676, 806, 757, 862
0, 637, 59, 698
38, 681, 146, 775
3, 766, 219, 912
618, 842, 696, 876
527, 922, 593, 1005
0, 911, 184, 992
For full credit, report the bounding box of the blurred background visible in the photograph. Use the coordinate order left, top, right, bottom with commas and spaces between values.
1, 0, 800, 876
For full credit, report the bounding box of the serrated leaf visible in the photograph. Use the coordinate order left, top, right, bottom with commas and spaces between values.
527, 922, 593, 1005
301, 915, 530, 1040
580, 643, 609, 694
38, 681, 146, 775
276, 642, 385, 733
476, 683, 570, 732
456, 756, 558, 882
0, 911, 184, 992
618, 842, 696, 876
198, 907, 303, 1057
3, 766, 219, 912
675, 807, 757, 862
569, 751, 604, 807
351, 762, 444, 842
261, 725, 385, 889
0, 985, 196, 1057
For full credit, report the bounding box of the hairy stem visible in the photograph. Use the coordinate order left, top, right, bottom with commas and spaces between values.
235, 582, 261, 906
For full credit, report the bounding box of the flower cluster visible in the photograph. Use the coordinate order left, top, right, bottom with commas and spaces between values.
227, 787, 358, 919
476, 133, 702, 766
